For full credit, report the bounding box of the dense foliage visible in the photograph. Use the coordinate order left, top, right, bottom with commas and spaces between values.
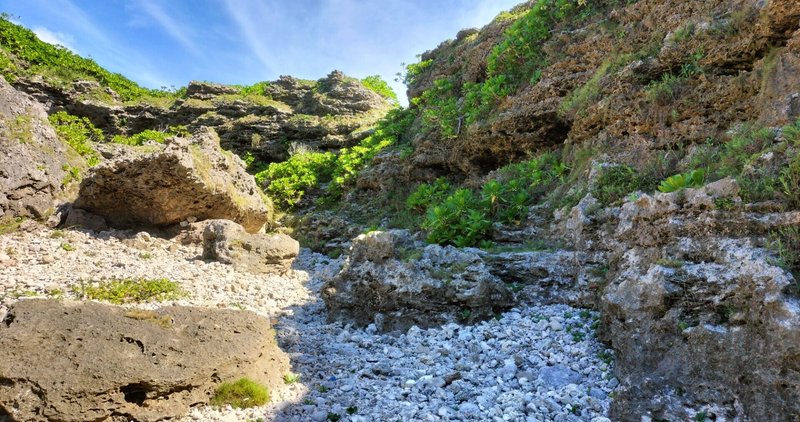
361, 75, 398, 105
256, 151, 336, 209
415, 153, 565, 247
257, 107, 415, 210
0, 15, 172, 101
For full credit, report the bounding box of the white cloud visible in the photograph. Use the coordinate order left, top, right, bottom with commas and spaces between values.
134, 0, 202, 58
32, 26, 76, 51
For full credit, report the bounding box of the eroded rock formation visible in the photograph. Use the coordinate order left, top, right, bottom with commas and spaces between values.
0, 299, 289, 422
0, 78, 83, 220
73, 127, 271, 232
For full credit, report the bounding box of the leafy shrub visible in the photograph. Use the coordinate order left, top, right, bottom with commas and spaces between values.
415, 78, 460, 138
48, 111, 102, 166
657, 169, 705, 193
593, 165, 653, 206
487, 0, 596, 89
423, 188, 491, 247
406, 178, 451, 212
399, 59, 432, 86
237, 81, 270, 96
256, 151, 336, 209
361, 75, 398, 105
462, 75, 511, 125
111, 126, 188, 146
71, 277, 183, 304
326, 107, 415, 197
211, 378, 270, 409
421, 153, 564, 246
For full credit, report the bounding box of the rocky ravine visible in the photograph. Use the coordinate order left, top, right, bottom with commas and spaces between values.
0, 222, 617, 422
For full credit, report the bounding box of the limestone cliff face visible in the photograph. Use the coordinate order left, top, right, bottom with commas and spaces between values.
13, 70, 393, 165
393, 0, 800, 179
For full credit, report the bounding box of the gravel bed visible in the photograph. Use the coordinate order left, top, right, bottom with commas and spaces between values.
0, 224, 616, 421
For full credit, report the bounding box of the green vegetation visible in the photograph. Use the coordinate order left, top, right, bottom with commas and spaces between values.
236, 81, 270, 96
4, 113, 33, 143
0, 15, 173, 101
419, 153, 565, 246
211, 378, 270, 409
71, 277, 183, 304
256, 108, 413, 210
255, 151, 336, 209
592, 165, 655, 206
398, 58, 432, 86
645, 51, 703, 105
0, 216, 24, 235
61, 165, 81, 187
111, 126, 189, 146
657, 169, 705, 193
361, 75, 398, 105
326, 107, 414, 198
60, 242, 75, 251
414, 77, 460, 138
406, 178, 452, 212
769, 227, 800, 288
282, 373, 301, 384
48, 111, 102, 166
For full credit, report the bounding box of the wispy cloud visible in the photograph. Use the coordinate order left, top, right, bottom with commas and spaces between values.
220, 0, 279, 76
134, 0, 202, 58
32, 26, 76, 51
16, 0, 173, 89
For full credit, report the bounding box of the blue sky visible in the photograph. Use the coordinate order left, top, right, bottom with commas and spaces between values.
0, 0, 522, 104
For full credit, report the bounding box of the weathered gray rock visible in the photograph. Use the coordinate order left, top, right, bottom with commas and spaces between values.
482, 249, 606, 308
603, 238, 800, 421
538, 365, 583, 389
63, 207, 108, 232
0, 77, 82, 220
322, 230, 514, 332
74, 127, 272, 233
203, 219, 299, 274
298, 70, 388, 116
185, 81, 240, 100
0, 299, 289, 422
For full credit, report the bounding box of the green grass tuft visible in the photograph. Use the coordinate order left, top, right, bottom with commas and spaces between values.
72, 277, 183, 304
211, 378, 270, 409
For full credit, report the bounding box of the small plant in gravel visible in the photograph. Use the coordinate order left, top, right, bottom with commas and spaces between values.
72, 277, 183, 304
326, 413, 341, 422
0, 217, 24, 235
282, 373, 301, 384
60, 242, 75, 251
210, 378, 270, 409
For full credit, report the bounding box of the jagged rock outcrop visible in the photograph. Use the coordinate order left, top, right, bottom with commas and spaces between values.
0, 78, 83, 220
322, 230, 515, 332
74, 127, 271, 232
546, 178, 800, 420
202, 219, 299, 274
13, 71, 392, 165
185, 80, 240, 100
0, 299, 289, 422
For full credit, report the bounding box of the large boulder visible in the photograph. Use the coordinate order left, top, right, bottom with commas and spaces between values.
202, 219, 299, 274
184, 80, 240, 100
74, 127, 272, 232
322, 230, 515, 332
0, 77, 82, 220
0, 299, 289, 422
